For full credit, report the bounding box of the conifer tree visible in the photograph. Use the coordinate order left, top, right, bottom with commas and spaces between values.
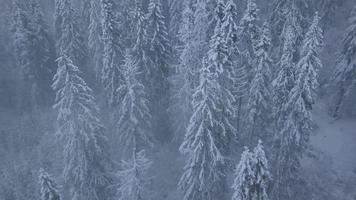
246, 23, 273, 143
88, 0, 102, 75
272, 23, 296, 127
55, 0, 86, 64
232, 147, 254, 200
146, 0, 171, 75
12, 0, 55, 109
101, 0, 124, 106
251, 140, 271, 200
117, 150, 152, 200
179, 61, 235, 200
296, 13, 323, 110
39, 168, 61, 200
116, 51, 154, 153
238, 0, 260, 67
232, 142, 271, 200
331, 6, 356, 117
52, 53, 110, 200
169, 0, 195, 139
146, 0, 171, 141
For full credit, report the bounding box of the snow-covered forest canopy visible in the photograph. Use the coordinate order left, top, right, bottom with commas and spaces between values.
0, 0, 356, 200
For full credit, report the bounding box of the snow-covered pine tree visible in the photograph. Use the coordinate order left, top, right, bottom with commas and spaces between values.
132, 0, 150, 74
101, 0, 124, 106
207, 8, 228, 75
88, 0, 102, 75
251, 140, 271, 200
39, 168, 61, 200
331, 6, 356, 117
12, 0, 55, 109
270, 0, 309, 49
146, 0, 171, 141
52, 53, 110, 200
296, 13, 323, 110
169, 0, 195, 140
117, 149, 152, 200
245, 23, 273, 144
272, 23, 296, 127
179, 60, 235, 200
232, 147, 254, 200
238, 0, 260, 66
271, 14, 323, 200
55, 0, 86, 64
146, 0, 170, 75
221, 0, 248, 131
116, 50, 154, 154
207, 7, 236, 147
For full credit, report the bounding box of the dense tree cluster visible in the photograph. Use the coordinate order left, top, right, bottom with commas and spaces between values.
0, 0, 355, 200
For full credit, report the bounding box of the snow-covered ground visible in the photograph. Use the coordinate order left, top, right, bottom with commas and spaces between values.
312, 100, 356, 175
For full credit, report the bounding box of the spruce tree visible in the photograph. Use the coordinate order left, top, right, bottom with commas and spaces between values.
88, 0, 102, 75
246, 23, 273, 143
146, 0, 171, 75
101, 0, 124, 106
39, 168, 61, 200
238, 0, 260, 66
12, 0, 55, 109
169, 0, 195, 140
272, 23, 296, 127
179, 61, 235, 200
52, 53, 110, 200
232, 147, 254, 200
251, 140, 271, 200
331, 6, 356, 117
117, 150, 152, 200
55, 0, 86, 64
116, 51, 154, 153
146, 0, 171, 141
296, 13, 323, 110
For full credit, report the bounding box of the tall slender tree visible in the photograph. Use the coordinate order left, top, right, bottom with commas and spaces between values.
245, 23, 273, 144
101, 0, 124, 106
117, 150, 152, 200
232, 147, 255, 200
116, 51, 154, 154
39, 168, 61, 200
55, 0, 86, 64
52, 53, 110, 200
12, 0, 55, 109
331, 6, 356, 117
179, 60, 235, 200
88, 0, 103, 75
146, 0, 171, 141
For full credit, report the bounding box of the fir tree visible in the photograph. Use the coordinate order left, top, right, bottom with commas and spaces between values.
251, 140, 271, 200
272, 23, 296, 127
52, 53, 110, 200
146, 0, 171, 141
146, 0, 171, 75
12, 0, 55, 109
132, 0, 150, 74
331, 6, 356, 117
179, 61, 235, 200
116, 51, 154, 153
232, 147, 255, 200
238, 0, 260, 65
246, 23, 273, 143
39, 168, 61, 200
169, 0, 195, 140
296, 13, 323, 110
101, 0, 124, 105
55, 0, 86, 64
117, 150, 152, 200
88, 0, 103, 75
